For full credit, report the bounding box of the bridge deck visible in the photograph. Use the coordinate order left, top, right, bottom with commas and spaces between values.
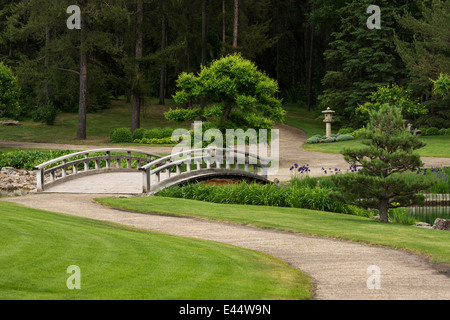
40, 170, 282, 194
42, 172, 143, 194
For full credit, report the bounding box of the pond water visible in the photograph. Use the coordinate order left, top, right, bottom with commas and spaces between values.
407, 206, 450, 225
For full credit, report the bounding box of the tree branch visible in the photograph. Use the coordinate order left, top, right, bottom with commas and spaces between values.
57, 68, 80, 75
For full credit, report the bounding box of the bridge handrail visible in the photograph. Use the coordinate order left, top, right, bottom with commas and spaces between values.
140, 147, 270, 193
34, 148, 162, 191
33, 148, 161, 170
139, 147, 269, 171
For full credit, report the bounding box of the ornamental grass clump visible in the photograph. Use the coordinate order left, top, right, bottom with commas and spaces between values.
157, 180, 370, 217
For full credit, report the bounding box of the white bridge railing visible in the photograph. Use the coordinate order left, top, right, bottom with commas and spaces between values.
33, 148, 161, 191
140, 147, 270, 193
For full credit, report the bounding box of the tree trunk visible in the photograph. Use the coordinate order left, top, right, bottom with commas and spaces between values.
132, 0, 144, 133
221, 104, 232, 122
222, 0, 226, 48
159, 2, 167, 105
378, 198, 390, 223
77, 10, 87, 140
200, 0, 207, 114
307, 16, 314, 112
44, 26, 50, 101
233, 0, 239, 48
201, 0, 207, 67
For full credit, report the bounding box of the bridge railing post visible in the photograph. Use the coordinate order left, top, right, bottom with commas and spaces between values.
84, 154, 89, 171
143, 168, 151, 193
260, 160, 269, 179
206, 149, 211, 169
106, 151, 111, 169
62, 160, 67, 178
36, 168, 44, 191
186, 151, 191, 172
127, 151, 132, 169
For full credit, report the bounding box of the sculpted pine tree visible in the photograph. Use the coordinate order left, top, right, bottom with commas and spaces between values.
331, 104, 433, 223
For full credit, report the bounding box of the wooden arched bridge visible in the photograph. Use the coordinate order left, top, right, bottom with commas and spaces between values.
33, 148, 271, 194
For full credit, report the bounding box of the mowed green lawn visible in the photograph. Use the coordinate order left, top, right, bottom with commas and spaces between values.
95, 196, 450, 264
0, 98, 190, 145
301, 135, 450, 158
0, 201, 312, 300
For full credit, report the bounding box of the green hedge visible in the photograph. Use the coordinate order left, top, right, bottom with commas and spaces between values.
110, 128, 133, 143
0, 150, 73, 170
419, 127, 450, 136
143, 127, 175, 140
133, 137, 178, 145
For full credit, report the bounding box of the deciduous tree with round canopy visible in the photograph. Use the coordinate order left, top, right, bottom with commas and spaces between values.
165, 53, 285, 131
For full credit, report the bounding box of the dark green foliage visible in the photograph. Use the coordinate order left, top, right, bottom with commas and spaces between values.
395, 1, 450, 128
110, 128, 133, 143
0, 62, 20, 119
318, 0, 408, 127
31, 101, 59, 125
438, 128, 450, 135
426, 127, 439, 136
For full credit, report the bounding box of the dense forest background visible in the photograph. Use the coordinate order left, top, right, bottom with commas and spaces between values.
0, 0, 448, 139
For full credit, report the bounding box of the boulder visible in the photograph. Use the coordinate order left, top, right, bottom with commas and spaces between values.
432, 218, 450, 231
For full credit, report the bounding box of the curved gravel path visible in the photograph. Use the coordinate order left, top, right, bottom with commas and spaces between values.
3, 193, 449, 300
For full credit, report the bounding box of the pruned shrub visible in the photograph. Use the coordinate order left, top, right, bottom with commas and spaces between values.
426, 127, 439, 136
110, 128, 132, 143
143, 127, 175, 140
336, 134, 354, 141
132, 128, 147, 141
307, 133, 354, 144
306, 136, 321, 144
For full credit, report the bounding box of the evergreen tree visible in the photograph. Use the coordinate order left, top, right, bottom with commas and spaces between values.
318, 0, 407, 127
331, 104, 432, 223
394, 0, 450, 128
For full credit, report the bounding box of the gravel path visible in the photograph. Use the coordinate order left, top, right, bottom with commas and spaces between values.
3, 193, 449, 300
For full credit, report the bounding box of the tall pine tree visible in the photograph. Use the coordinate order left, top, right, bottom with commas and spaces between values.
318, 0, 407, 127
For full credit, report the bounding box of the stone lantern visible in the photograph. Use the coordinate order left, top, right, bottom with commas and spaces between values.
322, 107, 335, 138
